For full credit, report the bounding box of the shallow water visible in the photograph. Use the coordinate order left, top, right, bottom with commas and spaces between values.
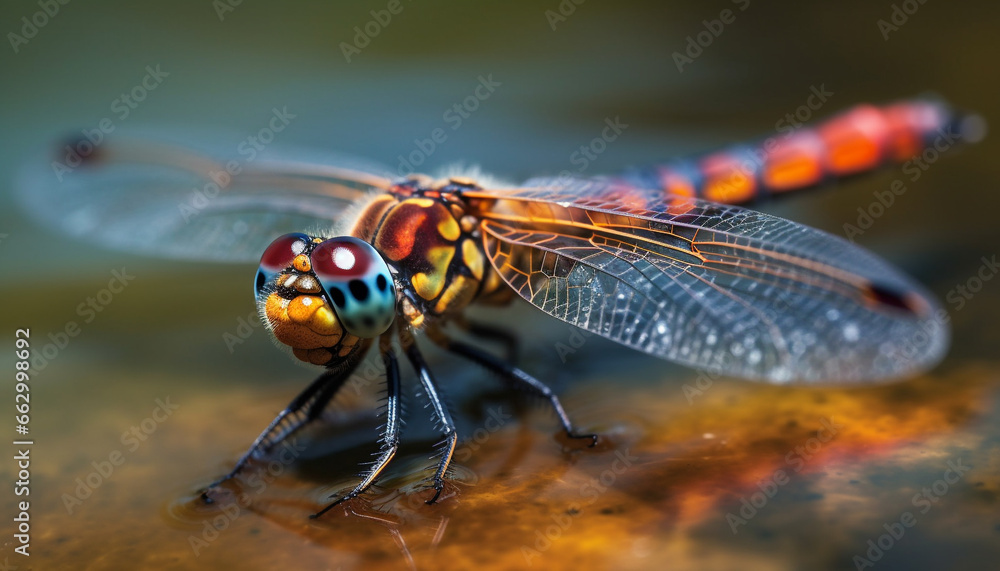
2, 1, 1000, 570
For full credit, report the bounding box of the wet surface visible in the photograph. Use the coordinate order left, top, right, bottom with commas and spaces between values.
6, 309, 1000, 570
2, 1, 1000, 570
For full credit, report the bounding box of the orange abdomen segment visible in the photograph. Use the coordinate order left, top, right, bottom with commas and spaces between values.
626, 98, 983, 205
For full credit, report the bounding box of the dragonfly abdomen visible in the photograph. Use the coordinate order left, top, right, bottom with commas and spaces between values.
623, 98, 985, 205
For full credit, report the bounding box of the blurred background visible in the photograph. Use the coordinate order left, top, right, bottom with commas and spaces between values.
1, 1, 999, 569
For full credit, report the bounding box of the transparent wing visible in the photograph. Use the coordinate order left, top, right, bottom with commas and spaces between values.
467, 177, 947, 383
15, 133, 394, 262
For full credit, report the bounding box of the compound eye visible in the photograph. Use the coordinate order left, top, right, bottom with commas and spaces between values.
255, 232, 311, 297
311, 236, 396, 338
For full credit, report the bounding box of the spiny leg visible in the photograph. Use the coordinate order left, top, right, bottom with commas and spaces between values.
201, 352, 362, 501
431, 330, 597, 446
312, 336, 402, 518
402, 334, 457, 505
454, 315, 520, 363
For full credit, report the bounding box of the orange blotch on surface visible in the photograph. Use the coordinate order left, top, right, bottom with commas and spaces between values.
575, 366, 993, 536
179, 362, 993, 571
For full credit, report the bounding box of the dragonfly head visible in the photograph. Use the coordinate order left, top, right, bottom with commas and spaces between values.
255, 233, 396, 365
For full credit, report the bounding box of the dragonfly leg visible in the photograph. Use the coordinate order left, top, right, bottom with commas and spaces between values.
454, 315, 520, 363
312, 340, 402, 518
200, 352, 363, 501
401, 332, 457, 505
431, 330, 598, 447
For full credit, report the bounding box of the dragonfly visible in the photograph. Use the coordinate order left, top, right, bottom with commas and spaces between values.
18, 97, 983, 517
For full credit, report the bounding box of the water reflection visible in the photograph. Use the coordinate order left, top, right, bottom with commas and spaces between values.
153, 350, 993, 569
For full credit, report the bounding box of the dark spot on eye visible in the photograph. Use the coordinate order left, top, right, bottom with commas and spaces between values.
363, 317, 375, 329
349, 279, 369, 302
329, 287, 347, 308
255, 270, 266, 292
376, 274, 388, 291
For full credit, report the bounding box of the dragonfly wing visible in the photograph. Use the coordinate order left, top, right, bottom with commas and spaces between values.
473, 178, 947, 383
16, 134, 394, 263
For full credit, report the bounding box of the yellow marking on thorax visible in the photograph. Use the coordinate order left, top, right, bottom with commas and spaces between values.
462, 238, 485, 280
434, 275, 478, 314
411, 245, 456, 300
437, 216, 461, 241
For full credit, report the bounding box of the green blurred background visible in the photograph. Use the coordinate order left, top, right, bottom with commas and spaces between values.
1, 1, 999, 570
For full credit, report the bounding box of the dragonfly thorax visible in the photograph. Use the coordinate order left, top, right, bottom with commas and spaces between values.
347, 176, 504, 329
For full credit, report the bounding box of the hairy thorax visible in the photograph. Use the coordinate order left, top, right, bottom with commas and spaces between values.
348, 177, 511, 329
